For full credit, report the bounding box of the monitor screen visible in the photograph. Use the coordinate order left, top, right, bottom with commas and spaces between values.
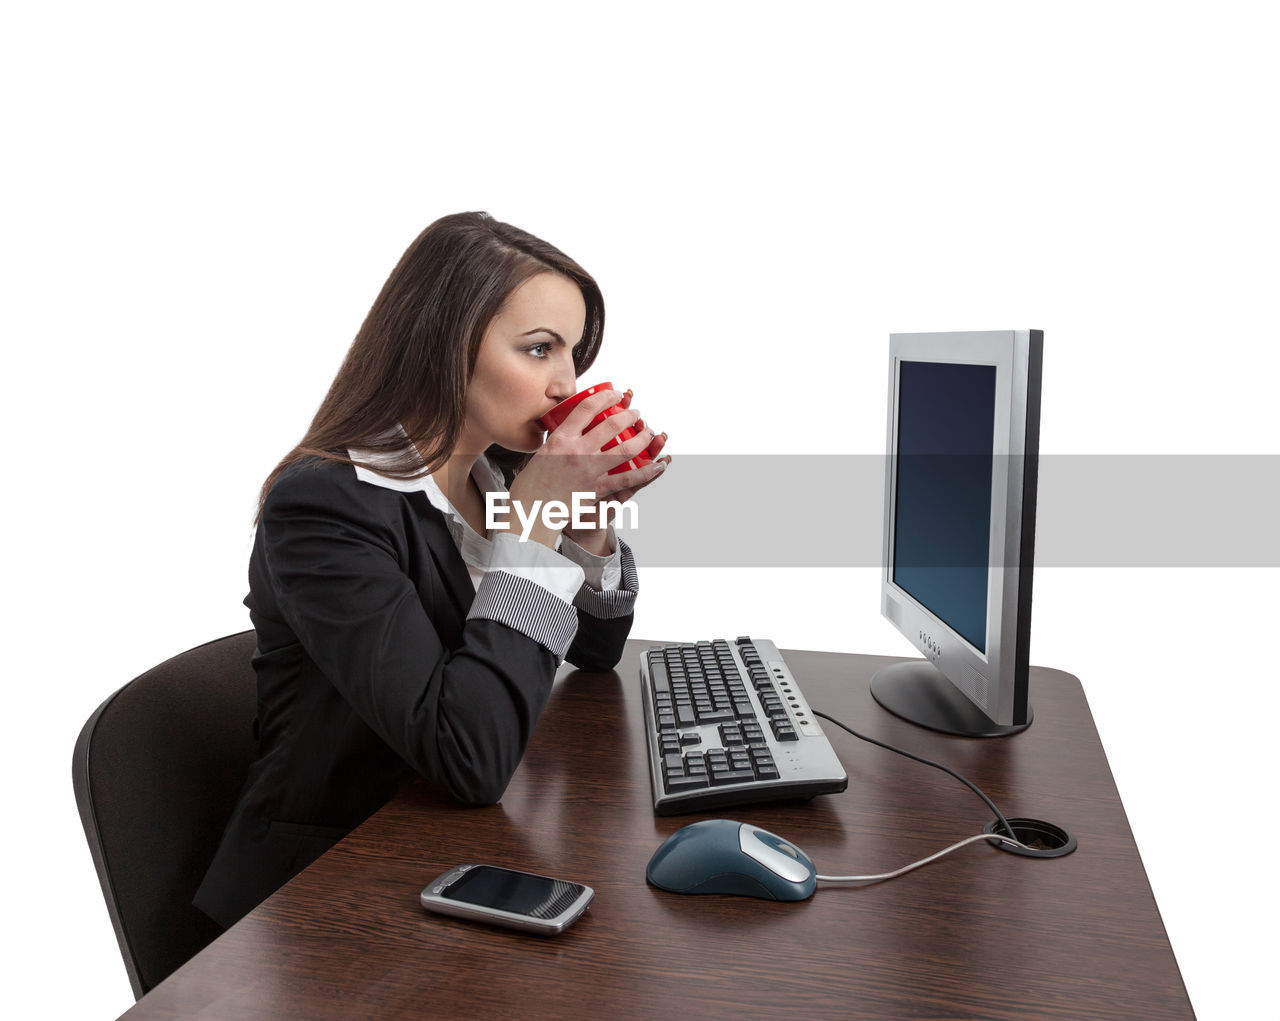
891, 360, 997, 652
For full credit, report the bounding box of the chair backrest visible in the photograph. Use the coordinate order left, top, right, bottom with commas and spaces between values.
73, 631, 258, 998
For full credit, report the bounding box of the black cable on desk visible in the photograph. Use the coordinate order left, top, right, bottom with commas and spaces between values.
812, 708, 1018, 843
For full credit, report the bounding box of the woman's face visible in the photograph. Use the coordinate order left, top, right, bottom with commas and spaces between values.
462, 271, 586, 454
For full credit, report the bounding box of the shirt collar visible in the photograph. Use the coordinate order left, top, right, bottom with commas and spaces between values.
347, 425, 507, 538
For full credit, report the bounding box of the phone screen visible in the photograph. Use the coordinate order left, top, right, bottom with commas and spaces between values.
443, 865, 584, 919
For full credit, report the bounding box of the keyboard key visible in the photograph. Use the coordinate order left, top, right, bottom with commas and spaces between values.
718, 724, 744, 746
710, 768, 756, 786
665, 773, 710, 793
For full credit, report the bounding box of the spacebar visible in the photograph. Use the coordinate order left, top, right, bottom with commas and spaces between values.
649, 660, 670, 694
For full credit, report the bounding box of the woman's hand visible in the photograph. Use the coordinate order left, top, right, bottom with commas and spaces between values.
503, 388, 670, 551
561, 389, 670, 553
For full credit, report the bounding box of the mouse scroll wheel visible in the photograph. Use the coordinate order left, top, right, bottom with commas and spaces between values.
739, 824, 812, 883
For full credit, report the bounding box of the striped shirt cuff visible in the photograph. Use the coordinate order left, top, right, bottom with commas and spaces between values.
467, 569, 580, 662
572, 538, 638, 621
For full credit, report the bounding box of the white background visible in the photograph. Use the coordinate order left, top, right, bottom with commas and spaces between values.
3, 3, 1276, 1017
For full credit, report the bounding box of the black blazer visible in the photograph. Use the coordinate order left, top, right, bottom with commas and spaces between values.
193, 458, 634, 929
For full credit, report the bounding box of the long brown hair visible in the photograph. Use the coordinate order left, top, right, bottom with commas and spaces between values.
258, 212, 605, 516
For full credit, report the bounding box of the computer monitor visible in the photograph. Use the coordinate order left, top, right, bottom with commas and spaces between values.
872, 330, 1043, 737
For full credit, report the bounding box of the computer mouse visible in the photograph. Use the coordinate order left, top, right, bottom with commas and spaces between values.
645, 819, 817, 901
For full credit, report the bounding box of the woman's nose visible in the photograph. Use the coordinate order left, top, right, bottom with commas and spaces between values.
548, 379, 577, 403
549, 360, 577, 403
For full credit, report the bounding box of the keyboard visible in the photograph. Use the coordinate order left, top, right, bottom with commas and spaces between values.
639, 637, 848, 815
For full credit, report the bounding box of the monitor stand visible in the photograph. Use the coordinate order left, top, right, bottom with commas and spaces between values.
870, 661, 1032, 738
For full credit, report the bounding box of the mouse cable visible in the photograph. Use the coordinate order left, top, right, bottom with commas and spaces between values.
811, 708, 1019, 844
815, 832, 1023, 885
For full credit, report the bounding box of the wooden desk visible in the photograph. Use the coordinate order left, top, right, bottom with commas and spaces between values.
122, 643, 1193, 1020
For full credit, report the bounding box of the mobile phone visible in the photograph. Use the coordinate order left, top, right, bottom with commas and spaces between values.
419, 864, 594, 936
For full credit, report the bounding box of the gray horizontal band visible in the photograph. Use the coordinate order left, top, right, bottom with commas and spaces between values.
610, 454, 1280, 567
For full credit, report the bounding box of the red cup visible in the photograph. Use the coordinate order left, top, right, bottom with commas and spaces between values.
540, 381, 653, 476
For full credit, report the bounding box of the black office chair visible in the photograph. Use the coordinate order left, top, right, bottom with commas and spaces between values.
72, 630, 259, 999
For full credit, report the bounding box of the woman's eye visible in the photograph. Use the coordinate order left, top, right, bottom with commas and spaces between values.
528, 343, 550, 358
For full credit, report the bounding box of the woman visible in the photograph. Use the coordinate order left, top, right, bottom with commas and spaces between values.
194, 212, 669, 928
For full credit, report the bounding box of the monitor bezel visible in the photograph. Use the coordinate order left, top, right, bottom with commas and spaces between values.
880, 330, 1040, 728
